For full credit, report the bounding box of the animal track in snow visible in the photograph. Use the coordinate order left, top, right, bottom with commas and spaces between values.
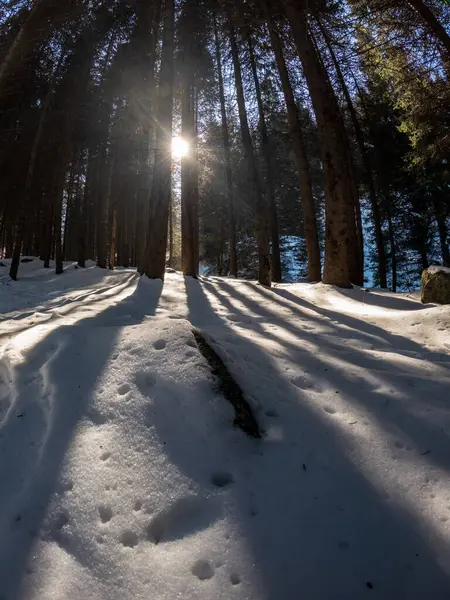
135, 371, 156, 394
60, 480, 74, 492
120, 530, 139, 548
265, 409, 279, 418
211, 472, 234, 488
291, 376, 315, 391
146, 496, 218, 545
153, 339, 167, 350
323, 405, 337, 415
230, 573, 241, 585
192, 559, 215, 580
100, 451, 111, 461
134, 500, 142, 511
98, 505, 113, 523
117, 383, 131, 396
53, 509, 69, 531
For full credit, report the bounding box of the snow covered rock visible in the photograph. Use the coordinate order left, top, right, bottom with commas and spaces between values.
421, 266, 450, 304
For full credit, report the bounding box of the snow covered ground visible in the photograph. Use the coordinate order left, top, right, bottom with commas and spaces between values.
0, 260, 450, 599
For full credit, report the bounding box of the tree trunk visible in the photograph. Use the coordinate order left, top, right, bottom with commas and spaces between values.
181, 78, 198, 277
262, 0, 321, 282
434, 201, 450, 267
246, 30, 282, 283
144, 0, 174, 279
54, 177, 64, 274
316, 18, 388, 287
0, 0, 76, 104
280, 0, 356, 287
78, 152, 95, 268
9, 62, 56, 280
386, 202, 397, 292
108, 204, 117, 270
95, 146, 110, 269
226, 8, 271, 286
214, 14, 237, 278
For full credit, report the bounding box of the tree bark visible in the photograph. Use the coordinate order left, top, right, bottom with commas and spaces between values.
9, 60, 56, 280
262, 0, 321, 282
226, 7, 271, 286
385, 201, 397, 292
144, 0, 175, 280
246, 30, 282, 283
434, 200, 450, 267
316, 18, 388, 287
181, 78, 198, 277
280, 0, 357, 287
214, 14, 237, 278
0, 0, 77, 105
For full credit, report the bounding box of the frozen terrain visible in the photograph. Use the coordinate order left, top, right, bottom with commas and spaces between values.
0, 260, 449, 599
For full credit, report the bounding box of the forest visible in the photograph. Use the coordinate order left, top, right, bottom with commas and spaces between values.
0, 0, 449, 290
1, 3, 450, 598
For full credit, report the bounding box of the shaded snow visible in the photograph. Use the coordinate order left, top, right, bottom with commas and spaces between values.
0, 265, 449, 599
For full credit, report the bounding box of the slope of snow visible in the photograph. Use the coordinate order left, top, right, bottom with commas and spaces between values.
0, 267, 449, 599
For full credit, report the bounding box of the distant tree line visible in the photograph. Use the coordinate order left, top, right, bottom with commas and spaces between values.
0, 0, 448, 290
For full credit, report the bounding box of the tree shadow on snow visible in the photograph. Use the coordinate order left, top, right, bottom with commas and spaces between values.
214, 281, 450, 475
175, 277, 450, 600
0, 276, 162, 600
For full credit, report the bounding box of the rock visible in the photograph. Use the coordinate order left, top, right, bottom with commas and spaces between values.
421, 266, 450, 304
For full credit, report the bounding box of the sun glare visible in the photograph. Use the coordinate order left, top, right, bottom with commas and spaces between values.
172, 136, 188, 158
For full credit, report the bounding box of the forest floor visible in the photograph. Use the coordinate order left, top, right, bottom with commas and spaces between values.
0, 259, 450, 600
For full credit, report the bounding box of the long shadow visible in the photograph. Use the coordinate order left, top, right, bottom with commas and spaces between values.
212, 281, 450, 475
0, 267, 137, 321
176, 277, 450, 599
0, 276, 162, 599
267, 284, 448, 360
0, 273, 138, 340
329, 286, 428, 311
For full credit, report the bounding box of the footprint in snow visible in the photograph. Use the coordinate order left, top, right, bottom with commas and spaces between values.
117, 383, 131, 396
230, 573, 241, 585
146, 496, 219, 545
135, 371, 157, 394
98, 505, 113, 523
265, 409, 279, 418
192, 559, 215, 580
120, 530, 139, 548
323, 405, 337, 415
211, 472, 234, 488
100, 451, 111, 461
153, 339, 167, 350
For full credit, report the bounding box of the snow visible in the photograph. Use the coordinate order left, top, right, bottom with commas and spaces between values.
0, 262, 450, 599
426, 265, 450, 275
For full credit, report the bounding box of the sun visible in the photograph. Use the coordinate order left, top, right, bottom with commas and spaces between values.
172, 136, 188, 158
